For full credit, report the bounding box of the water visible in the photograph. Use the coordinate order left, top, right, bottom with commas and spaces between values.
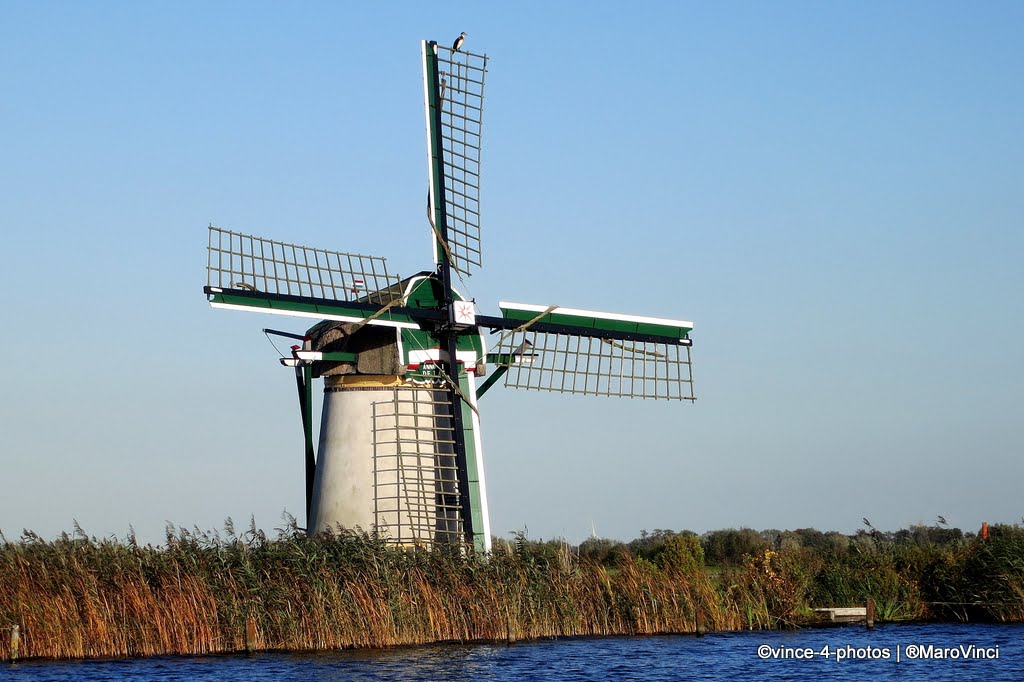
2, 623, 1022, 681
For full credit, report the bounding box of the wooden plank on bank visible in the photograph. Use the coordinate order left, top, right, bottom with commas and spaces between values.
813, 607, 868, 623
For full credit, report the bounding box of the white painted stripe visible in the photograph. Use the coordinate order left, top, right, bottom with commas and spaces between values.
209, 302, 420, 329
498, 301, 693, 330
395, 330, 406, 375
402, 274, 430, 301
466, 375, 492, 552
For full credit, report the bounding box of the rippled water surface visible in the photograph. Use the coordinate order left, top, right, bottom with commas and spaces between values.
2, 623, 1022, 681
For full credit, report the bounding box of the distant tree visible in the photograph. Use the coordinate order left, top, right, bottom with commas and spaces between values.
985, 523, 1024, 541
578, 537, 626, 565
920, 525, 964, 546
627, 529, 697, 562
792, 528, 829, 552
652, 534, 705, 574
701, 528, 767, 566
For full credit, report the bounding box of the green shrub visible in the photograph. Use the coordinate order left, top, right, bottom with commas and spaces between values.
702, 528, 768, 566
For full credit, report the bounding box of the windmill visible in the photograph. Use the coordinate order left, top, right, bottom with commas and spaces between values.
203, 39, 696, 552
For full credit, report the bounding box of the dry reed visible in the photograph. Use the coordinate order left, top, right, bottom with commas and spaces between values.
1, 521, 1021, 661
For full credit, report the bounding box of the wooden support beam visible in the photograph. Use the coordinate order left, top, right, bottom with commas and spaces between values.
9, 625, 19, 663
245, 616, 257, 654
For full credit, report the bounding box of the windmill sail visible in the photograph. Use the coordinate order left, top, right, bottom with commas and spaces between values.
207, 226, 399, 302
422, 42, 487, 276
488, 303, 695, 401
205, 226, 416, 327
371, 389, 464, 546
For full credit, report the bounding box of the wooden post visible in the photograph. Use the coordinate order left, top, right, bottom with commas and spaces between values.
866, 598, 875, 630
245, 616, 257, 654
9, 625, 19, 663
695, 607, 705, 637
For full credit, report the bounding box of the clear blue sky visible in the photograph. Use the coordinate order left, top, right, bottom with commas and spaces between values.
1, 1, 1021, 544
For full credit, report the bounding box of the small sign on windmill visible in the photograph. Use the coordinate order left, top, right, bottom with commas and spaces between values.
203, 36, 696, 552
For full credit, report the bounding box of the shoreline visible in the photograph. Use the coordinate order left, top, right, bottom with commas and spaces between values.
7, 620, 1024, 665
3, 523, 1022, 663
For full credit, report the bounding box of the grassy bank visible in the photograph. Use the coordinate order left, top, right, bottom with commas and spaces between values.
1, 520, 1022, 661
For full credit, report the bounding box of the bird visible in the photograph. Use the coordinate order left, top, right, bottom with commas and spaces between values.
452, 32, 466, 52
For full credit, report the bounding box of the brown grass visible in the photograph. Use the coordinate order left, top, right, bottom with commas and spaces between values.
2, 521, 1021, 661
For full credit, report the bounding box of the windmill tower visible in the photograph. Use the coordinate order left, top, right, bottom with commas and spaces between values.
203, 39, 696, 552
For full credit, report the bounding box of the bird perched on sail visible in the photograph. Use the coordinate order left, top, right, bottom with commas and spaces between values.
452, 32, 466, 52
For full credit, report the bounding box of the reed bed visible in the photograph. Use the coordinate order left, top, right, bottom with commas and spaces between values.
1, 521, 1021, 661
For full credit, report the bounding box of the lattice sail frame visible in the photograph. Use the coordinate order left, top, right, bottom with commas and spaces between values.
493, 332, 695, 400
490, 303, 695, 401
423, 42, 487, 276
207, 226, 400, 304
371, 388, 464, 546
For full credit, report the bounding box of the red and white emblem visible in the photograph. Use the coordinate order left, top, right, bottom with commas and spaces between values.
451, 301, 476, 326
